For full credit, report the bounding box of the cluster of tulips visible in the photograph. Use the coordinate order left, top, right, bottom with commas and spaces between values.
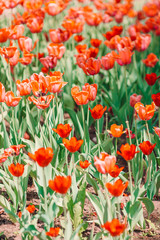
0, 0, 160, 239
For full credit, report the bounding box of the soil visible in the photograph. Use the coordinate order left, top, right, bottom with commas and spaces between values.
0, 185, 159, 240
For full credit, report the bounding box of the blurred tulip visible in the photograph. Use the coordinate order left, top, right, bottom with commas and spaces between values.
106, 179, 128, 197
108, 124, 124, 138
28, 95, 54, 109
8, 163, 24, 177
145, 73, 160, 86
89, 104, 107, 119
139, 141, 156, 155
117, 143, 139, 161
5, 91, 22, 107
48, 175, 71, 194
130, 93, 142, 107
52, 124, 72, 138
28, 147, 54, 167
142, 53, 159, 68
63, 137, 83, 153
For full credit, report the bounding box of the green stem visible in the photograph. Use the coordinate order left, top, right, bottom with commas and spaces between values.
52, 98, 55, 127
55, 93, 58, 117
42, 168, 47, 213
115, 137, 117, 155
97, 119, 101, 155
124, 66, 129, 118
128, 162, 133, 203
81, 105, 85, 139
12, 107, 18, 145
63, 196, 67, 226
145, 121, 151, 142
105, 112, 108, 140
87, 102, 90, 126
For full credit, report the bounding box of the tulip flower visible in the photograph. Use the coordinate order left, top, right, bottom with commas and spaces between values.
94, 152, 116, 174
145, 73, 160, 86
89, 104, 107, 119
142, 53, 159, 67
139, 141, 156, 155
130, 93, 142, 107
81, 57, 101, 76
108, 124, 124, 138
18, 36, 38, 52
26, 17, 44, 33
46, 227, 60, 237
106, 179, 128, 197
71, 86, 89, 105
79, 160, 91, 169
74, 35, 85, 43
109, 165, 124, 178
0, 28, 10, 43
9, 25, 24, 40
0, 82, 5, 102
47, 43, 66, 60
101, 218, 127, 236
152, 93, 160, 107
8, 163, 24, 177
5, 91, 22, 107
28, 95, 54, 109
134, 102, 155, 121
28, 147, 54, 167
117, 143, 139, 161
101, 52, 115, 70
40, 56, 57, 70
49, 28, 71, 43
82, 83, 97, 101
63, 137, 83, 153
16, 79, 31, 96
52, 124, 72, 138
90, 39, 102, 48
26, 204, 36, 214
48, 175, 71, 194
135, 33, 151, 52
19, 52, 34, 65
154, 127, 160, 137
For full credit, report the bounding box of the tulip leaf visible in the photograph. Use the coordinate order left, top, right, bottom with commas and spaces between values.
139, 197, 154, 217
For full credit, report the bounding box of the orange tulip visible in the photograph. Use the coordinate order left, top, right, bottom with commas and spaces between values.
46, 227, 60, 237
47, 43, 66, 60
44, 1, 64, 16
71, 86, 89, 105
142, 53, 159, 68
89, 104, 107, 119
81, 57, 101, 76
9, 25, 24, 40
62, 18, 84, 34
85, 47, 99, 58
82, 83, 97, 101
49, 28, 71, 43
48, 175, 71, 194
1, 43, 17, 59
101, 52, 115, 70
28, 147, 54, 167
117, 143, 139, 161
135, 33, 151, 52
52, 124, 72, 138
85, 12, 102, 26
5, 91, 22, 107
63, 137, 83, 153
116, 47, 134, 66
75, 44, 87, 54
8, 163, 24, 177
28, 95, 54, 109
0, 28, 10, 43
101, 218, 127, 236
106, 179, 128, 197
19, 52, 34, 65
108, 124, 124, 138
0, 82, 5, 102
26, 17, 44, 33
16, 79, 31, 96
18, 36, 38, 52
79, 160, 91, 169
45, 75, 67, 94
109, 165, 124, 178
30, 72, 48, 97
7, 144, 26, 156
26, 204, 36, 214
154, 127, 160, 137
74, 35, 85, 43
134, 102, 155, 121
139, 141, 156, 155
90, 39, 102, 48
7, 49, 20, 67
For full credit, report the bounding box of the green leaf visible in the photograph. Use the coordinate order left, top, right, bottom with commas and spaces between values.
86, 191, 103, 224
139, 197, 154, 216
